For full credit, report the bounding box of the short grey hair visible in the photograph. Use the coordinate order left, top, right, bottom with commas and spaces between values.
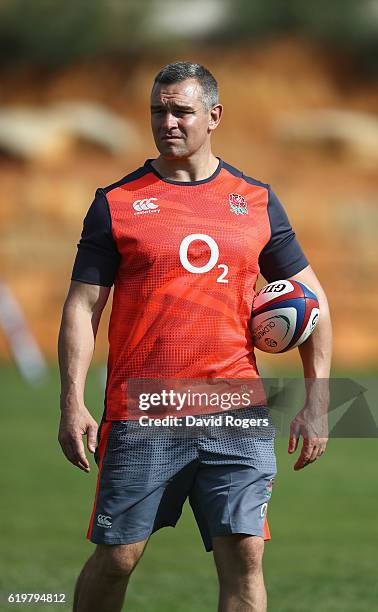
152, 61, 219, 110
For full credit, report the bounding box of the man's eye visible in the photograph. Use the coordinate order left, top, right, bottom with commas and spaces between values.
175, 110, 192, 117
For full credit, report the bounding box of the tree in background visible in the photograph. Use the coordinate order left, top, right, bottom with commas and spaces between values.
0, 0, 376, 74
222, 0, 378, 75
0, 0, 153, 67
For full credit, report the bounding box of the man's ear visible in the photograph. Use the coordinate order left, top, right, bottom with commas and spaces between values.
209, 104, 223, 131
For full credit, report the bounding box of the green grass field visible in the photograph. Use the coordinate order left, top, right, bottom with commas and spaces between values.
1, 365, 377, 611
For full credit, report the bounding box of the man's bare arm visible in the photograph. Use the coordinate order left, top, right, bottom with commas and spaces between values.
287, 265, 332, 470
58, 281, 110, 472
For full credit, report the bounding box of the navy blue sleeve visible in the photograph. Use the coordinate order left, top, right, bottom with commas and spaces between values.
71, 189, 120, 287
258, 188, 308, 282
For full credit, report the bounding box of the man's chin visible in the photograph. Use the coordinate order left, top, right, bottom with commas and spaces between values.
159, 149, 187, 161
155, 140, 187, 159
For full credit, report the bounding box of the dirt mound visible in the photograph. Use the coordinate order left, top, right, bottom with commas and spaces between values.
0, 38, 377, 367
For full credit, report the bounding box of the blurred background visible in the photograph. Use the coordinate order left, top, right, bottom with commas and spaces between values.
1, 1, 377, 610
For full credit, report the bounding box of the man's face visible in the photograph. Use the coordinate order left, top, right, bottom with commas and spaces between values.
150, 78, 218, 159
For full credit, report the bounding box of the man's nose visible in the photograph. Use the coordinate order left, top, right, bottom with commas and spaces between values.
162, 112, 178, 130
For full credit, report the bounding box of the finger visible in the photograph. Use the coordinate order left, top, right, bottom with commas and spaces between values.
302, 439, 329, 467
87, 424, 98, 454
296, 439, 327, 468
308, 442, 320, 463
62, 439, 90, 472
288, 434, 299, 454
288, 423, 300, 454
72, 437, 90, 470
294, 442, 314, 471
317, 439, 328, 457
59, 437, 77, 464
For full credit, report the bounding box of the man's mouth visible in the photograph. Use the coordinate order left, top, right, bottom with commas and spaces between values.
161, 135, 183, 140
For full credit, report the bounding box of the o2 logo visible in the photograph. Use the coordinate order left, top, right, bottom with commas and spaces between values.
179, 234, 229, 284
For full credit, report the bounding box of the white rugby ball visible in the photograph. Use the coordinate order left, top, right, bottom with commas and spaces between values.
250, 279, 320, 353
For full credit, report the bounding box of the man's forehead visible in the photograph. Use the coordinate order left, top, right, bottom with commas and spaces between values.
151, 78, 203, 106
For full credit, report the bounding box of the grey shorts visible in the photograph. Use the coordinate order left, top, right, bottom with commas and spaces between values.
87, 407, 276, 551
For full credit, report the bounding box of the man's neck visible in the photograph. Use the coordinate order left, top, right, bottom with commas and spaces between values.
151, 152, 219, 182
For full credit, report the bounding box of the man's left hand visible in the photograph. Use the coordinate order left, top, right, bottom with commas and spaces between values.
288, 406, 328, 470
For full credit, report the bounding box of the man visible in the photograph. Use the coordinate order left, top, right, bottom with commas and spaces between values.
58, 61, 331, 612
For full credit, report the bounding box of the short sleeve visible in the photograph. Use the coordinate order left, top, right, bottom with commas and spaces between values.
259, 188, 308, 282
71, 189, 120, 287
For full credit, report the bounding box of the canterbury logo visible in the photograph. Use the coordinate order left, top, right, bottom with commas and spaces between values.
97, 514, 112, 528
133, 198, 159, 212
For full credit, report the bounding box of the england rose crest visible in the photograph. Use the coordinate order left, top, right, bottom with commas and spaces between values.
229, 193, 248, 215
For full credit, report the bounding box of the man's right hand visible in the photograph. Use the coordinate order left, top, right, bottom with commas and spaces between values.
58, 406, 98, 472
